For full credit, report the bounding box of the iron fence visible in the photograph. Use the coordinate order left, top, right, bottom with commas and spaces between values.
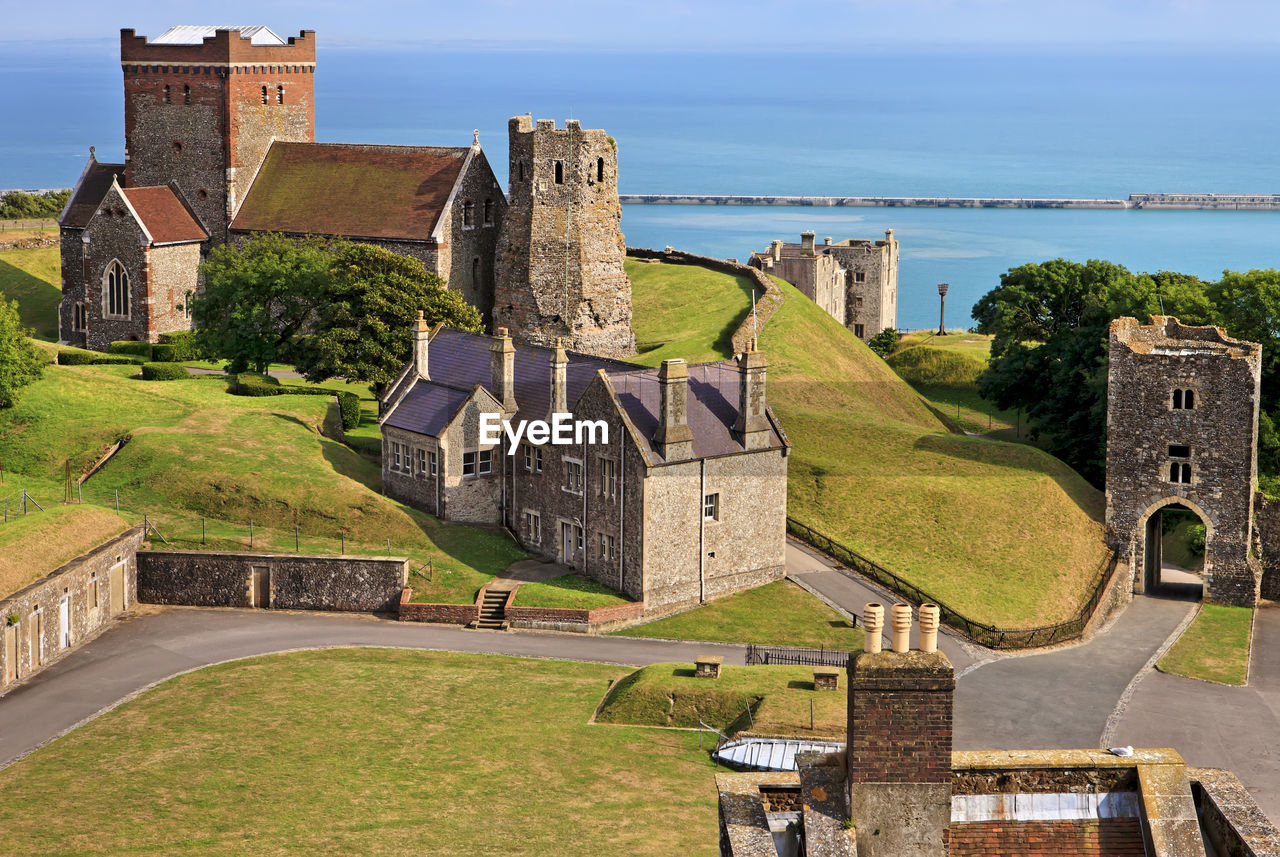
745, 643, 850, 668
786, 517, 1119, 651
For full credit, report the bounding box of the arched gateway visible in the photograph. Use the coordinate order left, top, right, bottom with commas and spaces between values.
1105, 316, 1262, 606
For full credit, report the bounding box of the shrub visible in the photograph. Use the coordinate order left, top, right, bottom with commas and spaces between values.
91, 355, 139, 365
230, 374, 284, 397
338, 391, 361, 430
157, 330, 201, 361
140, 362, 189, 381
280, 384, 340, 396
56, 349, 96, 365
867, 327, 901, 358
108, 341, 154, 360
151, 343, 179, 362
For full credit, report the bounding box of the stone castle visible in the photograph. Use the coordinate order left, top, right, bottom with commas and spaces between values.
57, 26, 633, 357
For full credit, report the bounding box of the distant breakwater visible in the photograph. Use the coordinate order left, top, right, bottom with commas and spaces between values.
619, 193, 1280, 211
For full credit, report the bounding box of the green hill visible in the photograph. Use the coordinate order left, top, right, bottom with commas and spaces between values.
626, 258, 1108, 628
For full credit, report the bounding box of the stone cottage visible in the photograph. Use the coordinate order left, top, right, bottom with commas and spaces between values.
378, 318, 789, 610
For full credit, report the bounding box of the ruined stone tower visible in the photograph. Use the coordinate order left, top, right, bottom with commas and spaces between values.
1106, 316, 1262, 606
120, 26, 316, 242
492, 116, 635, 358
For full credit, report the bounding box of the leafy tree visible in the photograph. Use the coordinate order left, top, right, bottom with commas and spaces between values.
0, 299, 44, 408
193, 233, 333, 375
866, 327, 900, 358
295, 243, 483, 398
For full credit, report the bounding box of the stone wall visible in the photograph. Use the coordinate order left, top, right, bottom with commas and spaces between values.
826, 232, 898, 340
382, 425, 442, 516
504, 600, 645, 633
59, 227, 87, 347
1191, 767, 1280, 857
1253, 494, 1280, 601
444, 148, 507, 320
145, 242, 200, 339
81, 184, 152, 349
137, 551, 408, 612
1105, 317, 1262, 605
0, 527, 144, 691
493, 117, 634, 358
626, 247, 784, 354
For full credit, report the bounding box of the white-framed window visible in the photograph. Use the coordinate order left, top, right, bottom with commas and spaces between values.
600, 457, 617, 499
599, 533, 616, 561
103, 260, 130, 319
463, 450, 477, 477
523, 445, 533, 472
534, 447, 544, 473
854, 271, 866, 283
428, 450, 437, 477
416, 448, 427, 476
704, 492, 720, 521
564, 458, 584, 494
479, 449, 493, 475
575, 525, 584, 552
524, 511, 541, 543
392, 442, 403, 471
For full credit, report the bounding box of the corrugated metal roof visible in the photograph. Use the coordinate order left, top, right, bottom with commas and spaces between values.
151, 26, 285, 45
713, 738, 844, 772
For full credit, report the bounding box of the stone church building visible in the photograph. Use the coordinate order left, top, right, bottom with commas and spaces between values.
378, 320, 789, 610
57, 26, 631, 356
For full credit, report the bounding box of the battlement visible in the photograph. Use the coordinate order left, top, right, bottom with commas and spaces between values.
509, 116, 610, 142
120, 27, 316, 65
1111, 316, 1260, 360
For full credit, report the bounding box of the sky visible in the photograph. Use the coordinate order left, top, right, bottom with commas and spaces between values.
5, 0, 1280, 51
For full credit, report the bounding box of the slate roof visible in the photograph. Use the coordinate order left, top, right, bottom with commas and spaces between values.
152, 25, 284, 45
383, 328, 787, 463
60, 158, 125, 229
230, 142, 472, 242
120, 186, 208, 245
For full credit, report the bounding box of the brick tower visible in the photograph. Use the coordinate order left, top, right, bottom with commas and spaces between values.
120, 26, 316, 242
492, 116, 635, 358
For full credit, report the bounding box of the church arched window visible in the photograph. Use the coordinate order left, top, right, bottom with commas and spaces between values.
277, 85, 284, 105
261, 85, 268, 105
103, 260, 130, 319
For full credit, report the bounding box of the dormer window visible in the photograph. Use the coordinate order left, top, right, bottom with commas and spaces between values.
1172, 388, 1196, 410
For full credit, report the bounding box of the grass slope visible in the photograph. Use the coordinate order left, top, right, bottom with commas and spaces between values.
0, 505, 131, 598
888, 332, 1025, 441
511, 573, 631, 609
625, 258, 754, 364
620, 580, 860, 649
1159, 604, 1253, 685
0, 649, 721, 856
629, 264, 1109, 627
0, 245, 60, 340
596, 662, 846, 737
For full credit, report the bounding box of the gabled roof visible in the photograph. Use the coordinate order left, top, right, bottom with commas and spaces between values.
60, 155, 125, 229
382, 328, 788, 463
119, 186, 208, 245
152, 25, 284, 45
230, 142, 475, 242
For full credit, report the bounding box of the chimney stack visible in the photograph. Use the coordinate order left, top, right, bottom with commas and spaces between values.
885, 228, 895, 244
491, 327, 516, 413
824, 236, 833, 246
847, 602, 954, 857
413, 311, 430, 380
771, 240, 783, 262
732, 342, 770, 450
655, 358, 694, 461
549, 338, 568, 417
801, 231, 816, 255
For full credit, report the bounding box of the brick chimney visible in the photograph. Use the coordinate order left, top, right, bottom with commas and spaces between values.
801, 231, 816, 255
846, 602, 954, 857
655, 358, 694, 461
413, 311, 430, 380
732, 343, 769, 450
549, 337, 568, 417
491, 327, 516, 413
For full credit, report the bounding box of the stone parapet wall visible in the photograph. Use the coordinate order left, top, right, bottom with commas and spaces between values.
1, 527, 144, 692
138, 551, 408, 612
505, 600, 645, 633
1253, 493, 1280, 601
626, 247, 784, 354
1191, 767, 1280, 857
396, 588, 478, 624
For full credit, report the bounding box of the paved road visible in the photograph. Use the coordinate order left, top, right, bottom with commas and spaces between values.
0, 607, 748, 769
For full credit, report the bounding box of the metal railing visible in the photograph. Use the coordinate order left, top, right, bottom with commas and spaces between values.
786, 517, 1119, 650
745, 643, 850, 668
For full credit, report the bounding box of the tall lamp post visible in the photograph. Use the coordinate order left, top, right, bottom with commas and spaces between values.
937, 282, 949, 336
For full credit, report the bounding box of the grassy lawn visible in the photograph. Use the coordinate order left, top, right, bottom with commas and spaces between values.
0, 505, 131, 599
629, 263, 1110, 628
0, 245, 60, 340
0, 649, 723, 856
886, 337, 1024, 439
618, 580, 860, 649
1158, 604, 1253, 685
512, 573, 632, 609
596, 662, 847, 738
625, 257, 754, 364
0, 360, 525, 602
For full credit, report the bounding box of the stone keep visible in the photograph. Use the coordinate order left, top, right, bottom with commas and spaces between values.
492, 116, 635, 358
1105, 316, 1262, 606
120, 27, 317, 242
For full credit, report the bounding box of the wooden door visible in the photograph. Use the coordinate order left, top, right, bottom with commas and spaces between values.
110, 562, 125, 614
562, 523, 573, 564
252, 566, 270, 608
59, 596, 70, 649
29, 611, 42, 668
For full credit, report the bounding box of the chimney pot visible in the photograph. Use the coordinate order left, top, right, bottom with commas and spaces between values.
891, 603, 912, 653
863, 602, 884, 653
824, 236, 832, 246
919, 603, 940, 654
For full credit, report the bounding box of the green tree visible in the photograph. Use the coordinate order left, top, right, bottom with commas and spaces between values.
0, 299, 44, 408
866, 327, 900, 358
973, 259, 1212, 484
296, 243, 482, 398
193, 233, 333, 375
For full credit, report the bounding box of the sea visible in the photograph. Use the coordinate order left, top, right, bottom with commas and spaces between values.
3, 40, 1279, 330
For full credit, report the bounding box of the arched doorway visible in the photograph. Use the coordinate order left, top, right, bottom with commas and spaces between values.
1138, 498, 1210, 599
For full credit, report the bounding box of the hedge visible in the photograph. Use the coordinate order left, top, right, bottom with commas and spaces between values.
338, 392, 361, 430
57, 350, 139, 366
157, 330, 201, 361
140, 362, 189, 381
230, 374, 284, 397
109, 341, 154, 359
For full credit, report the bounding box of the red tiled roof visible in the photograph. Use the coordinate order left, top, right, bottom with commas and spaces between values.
230, 142, 471, 241
60, 159, 125, 229
120, 186, 208, 245
949, 819, 1146, 857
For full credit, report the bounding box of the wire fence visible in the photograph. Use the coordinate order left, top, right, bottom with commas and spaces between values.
786, 517, 1119, 651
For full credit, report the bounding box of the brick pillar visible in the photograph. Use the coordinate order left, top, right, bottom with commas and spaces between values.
846, 649, 954, 857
